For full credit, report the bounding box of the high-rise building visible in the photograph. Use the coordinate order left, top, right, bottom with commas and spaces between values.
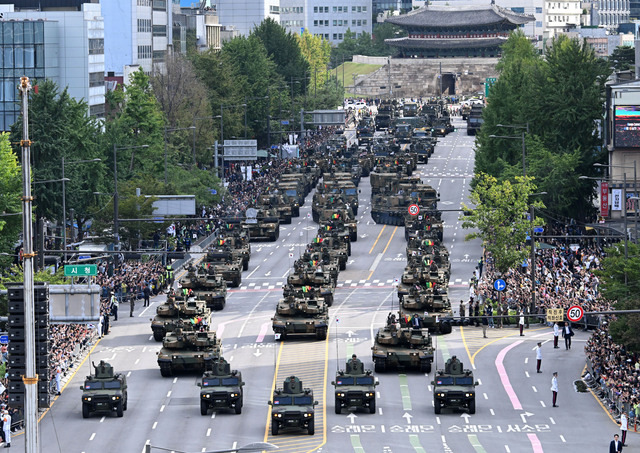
592, 0, 630, 31
213, 0, 280, 36
0, 2, 105, 130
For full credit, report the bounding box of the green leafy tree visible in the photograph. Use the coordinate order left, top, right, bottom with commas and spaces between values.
0, 133, 22, 268
10, 79, 105, 242
609, 46, 635, 71
297, 30, 333, 94
595, 242, 640, 351
461, 174, 545, 273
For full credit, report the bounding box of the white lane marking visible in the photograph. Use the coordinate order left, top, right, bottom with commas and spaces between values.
532, 386, 537, 393
559, 435, 566, 443
135, 358, 140, 365
152, 422, 158, 430
167, 390, 172, 398
490, 409, 495, 416
100, 416, 105, 423
246, 264, 260, 278
160, 405, 165, 412
549, 417, 556, 425
89, 433, 96, 441
206, 428, 212, 437
540, 401, 546, 407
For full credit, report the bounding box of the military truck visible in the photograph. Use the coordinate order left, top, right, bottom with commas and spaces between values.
151, 293, 212, 341
177, 265, 228, 310
156, 326, 222, 377
243, 207, 280, 242
80, 361, 128, 418
332, 356, 378, 414
272, 294, 329, 340
432, 356, 478, 414
204, 250, 243, 287
371, 314, 434, 373
269, 376, 318, 435
198, 358, 245, 415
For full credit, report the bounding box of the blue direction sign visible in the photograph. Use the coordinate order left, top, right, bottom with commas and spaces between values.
534, 227, 544, 233
493, 279, 507, 292
0, 335, 8, 344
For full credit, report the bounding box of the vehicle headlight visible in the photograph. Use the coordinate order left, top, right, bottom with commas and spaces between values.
84, 397, 92, 402
112, 396, 120, 400
337, 392, 345, 397
437, 393, 445, 397
365, 392, 374, 398
273, 413, 283, 418
231, 393, 239, 398
465, 393, 474, 398
303, 412, 313, 418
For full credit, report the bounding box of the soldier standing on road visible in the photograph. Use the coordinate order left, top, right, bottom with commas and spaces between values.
620, 412, 628, 446
551, 372, 558, 407
459, 300, 465, 323
536, 342, 543, 373
110, 294, 118, 321
553, 322, 560, 348
143, 284, 151, 307
2, 409, 11, 447
129, 292, 135, 317
519, 311, 525, 336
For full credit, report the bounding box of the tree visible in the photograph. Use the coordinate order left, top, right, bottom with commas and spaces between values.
595, 242, 640, 351
461, 174, 545, 273
296, 30, 333, 93
609, 46, 635, 72
10, 79, 105, 242
252, 18, 310, 98
150, 52, 215, 167
0, 133, 22, 268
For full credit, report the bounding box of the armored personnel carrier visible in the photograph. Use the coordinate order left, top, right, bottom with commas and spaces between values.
242, 207, 280, 242
156, 326, 222, 377
151, 292, 212, 341
432, 356, 478, 414
332, 356, 378, 414
204, 250, 243, 287
80, 361, 128, 418
271, 294, 329, 340
178, 265, 229, 308
371, 314, 434, 373
198, 358, 244, 415
269, 376, 318, 435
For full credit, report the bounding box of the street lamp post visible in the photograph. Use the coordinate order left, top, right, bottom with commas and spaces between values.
528, 191, 546, 328
61, 157, 101, 261
490, 123, 529, 177
164, 127, 195, 185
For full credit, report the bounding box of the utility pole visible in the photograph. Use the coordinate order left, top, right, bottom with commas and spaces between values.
18, 75, 39, 453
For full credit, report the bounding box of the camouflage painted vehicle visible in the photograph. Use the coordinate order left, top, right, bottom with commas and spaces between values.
256, 191, 293, 224
314, 178, 359, 216
271, 294, 329, 340
156, 325, 222, 377
150, 292, 212, 341
317, 224, 352, 255
306, 236, 348, 271
410, 128, 437, 163
371, 314, 434, 373
269, 376, 318, 435
398, 286, 453, 335
243, 207, 280, 242
432, 356, 478, 414
286, 263, 336, 306
404, 247, 451, 281
404, 211, 444, 242
213, 233, 251, 271
80, 361, 128, 418
178, 265, 228, 309
204, 249, 243, 287
280, 172, 312, 196
371, 182, 439, 226
277, 182, 304, 215
332, 357, 378, 414
317, 207, 358, 242
198, 358, 245, 415
295, 251, 340, 283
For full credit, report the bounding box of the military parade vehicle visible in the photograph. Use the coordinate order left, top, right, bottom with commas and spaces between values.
332, 356, 378, 414
398, 285, 453, 335
277, 181, 304, 216
318, 207, 358, 242
213, 233, 251, 271
395, 122, 413, 143
80, 361, 128, 418
177, 265, 228, 309
285, 259, 336, 306
280, 172, 313, 197
197, 358, 245, 415
467, 104, 484, 136
156, 325, 222, 377
203, 249, 243, 287
317, 224, 352, 256
271, 293, 329, 340
256, 191, 293, 224
269, 376, 318, 435
371, 314, 435, 373
306, 236, 348, 271
432, 356, 478, 414
356, 116, 375, 144
242, 207, 280, 242
150, 291, 212, 341
410, 128, 436, 163
371, 180, 439, 226
295, 250, 340, 282
404, 211, 444, 242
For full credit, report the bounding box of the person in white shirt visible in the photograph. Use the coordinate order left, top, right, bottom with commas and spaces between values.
2, 410, 11, 447
551, 372, 558, 407
536, 342, 543, 373
553, 322, 560, 349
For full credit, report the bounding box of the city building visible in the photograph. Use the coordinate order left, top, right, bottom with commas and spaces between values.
592, 0, 630, 32
280, 0, 373, 44
213, 0, 280, 36
542, 0, 584, 40
0, 2, 105, 131
384, 4, 534, 58
102, 0, 173, 78
175, 5, 222, 53
372, 0, 412, 17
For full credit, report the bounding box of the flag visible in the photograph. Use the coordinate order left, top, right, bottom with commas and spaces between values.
425, 282, 434, 288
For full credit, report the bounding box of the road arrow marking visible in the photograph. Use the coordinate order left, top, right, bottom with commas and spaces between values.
347, 413, 357, 424
360, 234, 369, 238
464, 254, 469, 260
265, 271, 271, 277
253, 349, 262, 357
520, 412, 534, 423
403, 412, 413, 423
346, 330, 356, 338
460, 413, 471, 424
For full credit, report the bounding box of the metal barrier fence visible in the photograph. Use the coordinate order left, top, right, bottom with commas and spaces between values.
585, 356, 636, 428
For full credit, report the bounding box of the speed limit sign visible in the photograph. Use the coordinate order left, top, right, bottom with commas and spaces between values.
567, 305, 584, 322
408, 204, 420, 216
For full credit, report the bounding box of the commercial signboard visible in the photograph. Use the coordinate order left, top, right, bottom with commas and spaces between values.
614, 106, 640, 148
612, 189, 622, 211
600, 181, 609, 217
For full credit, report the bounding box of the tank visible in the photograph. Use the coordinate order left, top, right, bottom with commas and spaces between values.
398, 286, 453, 335
178, 265, 228, 309
371, 181, 439, 226
243, 207, 280, 242
198, 358, 245, 415
371, 313, 434, 373
306, 236, 348, 271
156, 326, 222, 377
256, 191, 293, 225
431, 356, 478, 414
150, 292, 212, 341
332, 357, 378, 414
271, 294, 329, 340
214, 233, 251, 271
404, 211, 444, 242
269, 376, 319, 435
80, 361, 128, 418
203, 249, 243, 287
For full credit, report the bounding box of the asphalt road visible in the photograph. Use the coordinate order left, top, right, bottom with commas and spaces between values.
17, 118, 617, 453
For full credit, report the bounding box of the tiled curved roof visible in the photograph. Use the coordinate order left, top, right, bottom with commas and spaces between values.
385, 36, 507, 49
385, 4, 534, 28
